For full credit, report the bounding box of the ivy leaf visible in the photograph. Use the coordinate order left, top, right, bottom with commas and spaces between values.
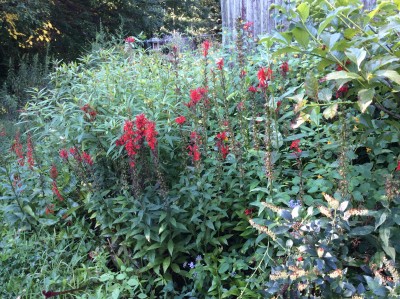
374, 70, 400, 85
297, 3, 310, 23
345, 47, 367, 70
323, 104, 338, 119
358, 89, 375, 113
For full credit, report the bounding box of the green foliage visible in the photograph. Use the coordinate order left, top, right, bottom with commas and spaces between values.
1, 1, 400, 297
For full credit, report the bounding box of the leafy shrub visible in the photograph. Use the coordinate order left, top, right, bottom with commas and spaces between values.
1, 1, 400, 297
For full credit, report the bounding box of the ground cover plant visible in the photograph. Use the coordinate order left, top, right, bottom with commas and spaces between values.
1, 0, 400, 297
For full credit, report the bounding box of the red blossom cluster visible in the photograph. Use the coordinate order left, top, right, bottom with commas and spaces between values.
188, 131, 201, 162
280, 61, 289, 76
81, 104, 97, 121
396, 161, 400, 171
45, 204, 55, 215
185, 87, 207, 108
290, 139, 302, 154
257, 67, 273, 88
59, 147, 93, 166
216, 131, 229, 159
336, 85, 349, 98
116, 114, 158, 168
11, 132, 24, 166
244, 208, 254, 216
336, 60, 351, 71
248, 86, 257, 93
216, 58, 224, 70
240, 69, 247, 78
243, 21, 254, 31
175, 115, 186, 126
202, 40, 211, 57
125, 36, 135, 43
50, 164, 58, 180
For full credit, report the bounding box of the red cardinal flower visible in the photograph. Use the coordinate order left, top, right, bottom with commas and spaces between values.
186, 87, 207, 108
248, 86, 257, 93
336, 85, 349, 98
202, 40, 211, 57
396, 161, 400, 171
216, 131, 229, 159
216, 58, 224, 70
50, 164, 58, 180
280, 61, 289, 76
82, 151, 94, 166
59, 149, 68, 160
290, 139, 302, 153
257, 67, 272, 88
175, 116, 186, 125
243, 21, 254, 31
125, 36, 135, 43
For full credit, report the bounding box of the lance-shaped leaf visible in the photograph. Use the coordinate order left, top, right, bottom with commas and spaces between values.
345, 47, 367, 70
297, 3, 310, 22
323, 103, 338, 119
358, 89, 374, 113
374, 70, 400, 85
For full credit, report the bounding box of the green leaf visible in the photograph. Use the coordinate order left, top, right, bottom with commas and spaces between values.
292, 27, 309, 48
323, 104, 338, 119
218, 262, 230, 274
305, 73, 318, 100
374, 70, 400, 85
163, 257, 171, 273
364, 276, 388, 297
326, 71, 363, 82
144, 227, 151, 242
167, 238, 174, 256
357, 89, 375, 113
138, 293, 147, 299
318, 88, 332, 102
116, 273, 126, 280
127, 277, 139, 287
349, 226, 374, 236
23, 205, 36, 219
345, 47, 367, 70
317, 14, 335, 35
297, 3, 310, 23
375, 212, 387, 230
171, 263, 181, 273
383, 246, 396, 261
379, 228, 390, 247
112, 288, 120, 299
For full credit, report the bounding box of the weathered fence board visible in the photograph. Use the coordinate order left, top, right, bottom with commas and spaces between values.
221, 0, 377, 41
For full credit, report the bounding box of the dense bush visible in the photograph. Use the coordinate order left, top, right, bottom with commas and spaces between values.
1, 0, 400, 297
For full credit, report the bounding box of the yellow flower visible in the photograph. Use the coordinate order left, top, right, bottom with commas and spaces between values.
366, 148, 372, 153
327, 141, 331, 145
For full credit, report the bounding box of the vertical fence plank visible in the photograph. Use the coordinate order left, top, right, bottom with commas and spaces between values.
221, 0, 377, 39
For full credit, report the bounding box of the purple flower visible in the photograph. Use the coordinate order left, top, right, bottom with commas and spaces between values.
196, 255, 202, 261
189, 261, 195, 269
183, 261, 188, 268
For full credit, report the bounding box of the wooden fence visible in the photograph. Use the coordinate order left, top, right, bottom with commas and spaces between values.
221, 0, 377, 41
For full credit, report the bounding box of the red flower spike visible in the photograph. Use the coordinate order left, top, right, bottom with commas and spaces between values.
45, 204, 55, 215
11, 132, 24, 166
59, 149, 68, 160
216, 58, 224, 70
175, 116, 186, 125
125, 36, 135, 43
243, 21, 254, 31
52, 181, 64, 201
50, 164, 58, 180
202, 40, 211, 57
216, 131, 229, 159
336, 85, 349, 98
280, 61, 289, 76
396, 161, 400, 171
82, 151, 94, 166
248, 86, 257, 93
290, 139, 302, 153
244, 208, 254, 216
257, 67, 272, 88
297, 257, 303, 262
